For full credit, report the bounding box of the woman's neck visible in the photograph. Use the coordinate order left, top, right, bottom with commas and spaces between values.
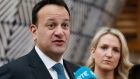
94, 67, 114, 79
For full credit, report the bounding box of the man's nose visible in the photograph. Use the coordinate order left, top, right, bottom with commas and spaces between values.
54, 26, 64, 36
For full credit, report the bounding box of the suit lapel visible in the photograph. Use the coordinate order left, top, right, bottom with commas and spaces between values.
28, 48, 52, 79
64, 60, 75, 79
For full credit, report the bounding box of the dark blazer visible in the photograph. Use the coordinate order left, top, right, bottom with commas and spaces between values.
0, 48, 80, 79
128, 64, 140, 79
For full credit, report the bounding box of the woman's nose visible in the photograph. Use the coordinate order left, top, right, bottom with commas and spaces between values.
105, 49, 113, 57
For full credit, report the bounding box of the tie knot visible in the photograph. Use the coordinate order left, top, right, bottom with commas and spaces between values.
53, 63, 64, 73
52, 63, 67, 79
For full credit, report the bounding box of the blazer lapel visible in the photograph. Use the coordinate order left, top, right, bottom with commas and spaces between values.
28, 48, 52, 79
64, 60, 75, 79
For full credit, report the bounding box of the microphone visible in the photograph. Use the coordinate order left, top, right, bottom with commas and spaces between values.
74, 66, 97, 79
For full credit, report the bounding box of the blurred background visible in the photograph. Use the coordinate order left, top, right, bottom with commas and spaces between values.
0, 0, 140, 66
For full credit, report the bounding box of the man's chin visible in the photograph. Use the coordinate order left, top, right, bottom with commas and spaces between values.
52, 48, 66, 54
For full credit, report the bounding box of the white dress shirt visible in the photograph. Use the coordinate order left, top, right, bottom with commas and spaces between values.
35, 46, 69, 79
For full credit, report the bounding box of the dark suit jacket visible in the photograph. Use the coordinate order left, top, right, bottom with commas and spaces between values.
128, 64, 140, 79
0, 48, 80, 79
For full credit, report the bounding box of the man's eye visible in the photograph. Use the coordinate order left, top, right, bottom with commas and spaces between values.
47, 24, 55, 30
62, 23, 70, 29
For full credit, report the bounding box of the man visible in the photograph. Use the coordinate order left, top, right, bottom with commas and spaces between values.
0, 0, 80, 79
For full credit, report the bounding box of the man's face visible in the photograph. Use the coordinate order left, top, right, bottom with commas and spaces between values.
30, 4, 70, 60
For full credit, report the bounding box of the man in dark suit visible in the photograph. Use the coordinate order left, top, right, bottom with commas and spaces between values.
128, 64, 140, 79
0, 0, 80, 79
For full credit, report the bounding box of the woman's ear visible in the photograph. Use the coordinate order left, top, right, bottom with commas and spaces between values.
90, 47, 95, 58
29, 24, 37, 41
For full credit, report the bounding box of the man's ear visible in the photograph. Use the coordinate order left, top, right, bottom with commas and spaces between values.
29, 24, 37, 41
90, 47, 95, 58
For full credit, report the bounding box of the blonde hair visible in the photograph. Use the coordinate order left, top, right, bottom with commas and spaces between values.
86, 27, 133, 79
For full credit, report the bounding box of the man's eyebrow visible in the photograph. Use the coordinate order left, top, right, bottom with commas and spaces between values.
47, 18, 55, 21
46, 18, 70, 21
64, 19, 70, 22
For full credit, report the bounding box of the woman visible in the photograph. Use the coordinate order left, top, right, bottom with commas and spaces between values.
86, 27, 133, 79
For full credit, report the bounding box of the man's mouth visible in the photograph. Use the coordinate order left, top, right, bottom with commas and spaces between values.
52, 40, 65, 46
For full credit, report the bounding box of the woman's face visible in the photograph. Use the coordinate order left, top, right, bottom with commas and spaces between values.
92, 34, 121, 71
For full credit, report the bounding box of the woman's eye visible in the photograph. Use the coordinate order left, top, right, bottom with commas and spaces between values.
101, 46, 107, 50
113, 48, 120, 53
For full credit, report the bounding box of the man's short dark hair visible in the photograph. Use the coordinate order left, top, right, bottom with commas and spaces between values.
32, 0, 70, 25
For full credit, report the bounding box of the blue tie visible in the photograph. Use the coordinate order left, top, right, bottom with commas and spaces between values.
53, 63, 67, 79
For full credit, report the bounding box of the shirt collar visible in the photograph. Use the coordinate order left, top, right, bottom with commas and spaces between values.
35, 46, 64, 69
